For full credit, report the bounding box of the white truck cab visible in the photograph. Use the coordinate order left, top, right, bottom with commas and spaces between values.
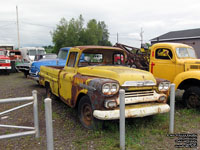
19, 47, 46, 63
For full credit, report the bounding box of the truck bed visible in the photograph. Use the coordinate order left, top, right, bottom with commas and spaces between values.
40, 65, 64, 84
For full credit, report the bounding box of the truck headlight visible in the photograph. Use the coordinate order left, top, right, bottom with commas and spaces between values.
102, 83, 119, 95
5, 60, 10, 63
158, 82, 170, 91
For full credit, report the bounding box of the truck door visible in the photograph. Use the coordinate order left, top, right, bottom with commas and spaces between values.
150, 48, 176, 82
59, 52, 78, 106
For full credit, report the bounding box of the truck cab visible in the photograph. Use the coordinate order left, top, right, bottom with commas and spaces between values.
0, 49, 11, 74
149, 43, 200, 108
16, 47, 46, 77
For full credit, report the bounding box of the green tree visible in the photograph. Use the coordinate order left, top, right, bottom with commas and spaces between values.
98, 21, 112, 46
66, 15, 85, 46
51, 18, 68, 53
51, 15, 112, 53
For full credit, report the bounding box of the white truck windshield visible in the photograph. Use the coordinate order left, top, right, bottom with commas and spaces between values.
176, 47, 197, 59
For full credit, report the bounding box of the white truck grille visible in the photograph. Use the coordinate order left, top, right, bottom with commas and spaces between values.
124, 90, 161, 104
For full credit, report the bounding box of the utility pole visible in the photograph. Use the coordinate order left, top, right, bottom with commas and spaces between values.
117, 32, 119, 43
16, 6, 20, 50
140, 28, 144, 45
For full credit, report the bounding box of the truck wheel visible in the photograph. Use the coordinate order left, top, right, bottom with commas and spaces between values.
183, 86, 200, 108
24, 72, 28, 78
6, 70, 10, 75
78, 96, 102, 130
46, 85, 53, 99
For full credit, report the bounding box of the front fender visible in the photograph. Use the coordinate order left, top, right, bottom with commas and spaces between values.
87, 78, 119, 110
173, 71, 200, 89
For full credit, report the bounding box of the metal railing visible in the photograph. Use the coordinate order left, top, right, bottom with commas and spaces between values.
119, 84, 176, 150
44, 98, 54, 150
0, 90, 39, 139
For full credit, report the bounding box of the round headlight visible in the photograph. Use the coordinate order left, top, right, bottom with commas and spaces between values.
158, 82, 170, 91
102, 83, 119, 95
163, 83, 170, 90
102, 84, 110, 94
111, 84, 118, 93
158, 83, 164, 91
6, 59, 10, 63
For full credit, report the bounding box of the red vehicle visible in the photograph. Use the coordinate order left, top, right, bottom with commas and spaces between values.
114, 54, 124, 64
6, 50, 22, 72
0, 49, 11, 74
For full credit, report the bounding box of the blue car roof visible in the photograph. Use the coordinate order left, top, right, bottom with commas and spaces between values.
60, 47, 71, 51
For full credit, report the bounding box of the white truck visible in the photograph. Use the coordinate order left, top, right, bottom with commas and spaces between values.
16, 47, 46, 77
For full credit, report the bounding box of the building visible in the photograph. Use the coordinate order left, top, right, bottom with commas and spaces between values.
150, 28, 200, 58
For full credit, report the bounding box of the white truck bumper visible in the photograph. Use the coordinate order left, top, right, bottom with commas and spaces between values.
93, 103, 170, 120
0, 66, 11, 69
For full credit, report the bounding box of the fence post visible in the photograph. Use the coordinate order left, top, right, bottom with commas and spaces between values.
32, 90, 39, 138
119, 89, 125, 150
45, 98, 54, 150
169, 84, 175, 134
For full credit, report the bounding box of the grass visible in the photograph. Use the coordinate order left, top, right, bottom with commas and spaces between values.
69, 108, 199, 150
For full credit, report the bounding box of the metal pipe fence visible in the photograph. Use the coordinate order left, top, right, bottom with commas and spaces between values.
0, 90, 39, 139
119, 89, 125, 150
44, 98, 54, 150
169, 83, 175, 134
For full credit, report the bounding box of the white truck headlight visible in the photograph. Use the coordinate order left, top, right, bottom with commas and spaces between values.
102, 83, 119, 95
158, 82, 170, 91
5, 60, 10, 63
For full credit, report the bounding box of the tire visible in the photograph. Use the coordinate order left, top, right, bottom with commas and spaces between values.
183, 86, 200, 108
46, 84, 53, 99
24, 72, 28, 78
78, 96, 102, 130
6, 70, 10, 75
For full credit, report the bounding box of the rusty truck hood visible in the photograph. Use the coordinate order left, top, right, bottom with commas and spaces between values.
77, 66, 156, 85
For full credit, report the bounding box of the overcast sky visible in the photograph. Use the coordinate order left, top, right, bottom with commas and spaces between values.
1, 0, 200, 48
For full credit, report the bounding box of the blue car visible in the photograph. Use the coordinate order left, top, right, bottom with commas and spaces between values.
29, 47, 71, 81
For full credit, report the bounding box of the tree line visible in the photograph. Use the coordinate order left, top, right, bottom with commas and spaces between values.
51, 15, 112, 53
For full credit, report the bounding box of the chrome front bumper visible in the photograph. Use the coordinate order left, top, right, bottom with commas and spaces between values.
93, 103, 170, 120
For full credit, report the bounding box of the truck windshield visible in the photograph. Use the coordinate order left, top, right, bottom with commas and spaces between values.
57, 50, 68, 59
176, 47, 197, 59
78, 50, 125, 67
37, 50, 45, 55
29, 50, 37, 56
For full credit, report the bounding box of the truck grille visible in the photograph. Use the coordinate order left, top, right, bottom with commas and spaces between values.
124, 90, 158, 104
190, 65, 200, 69
0, 59, 6, 63
125, 90, 154, 98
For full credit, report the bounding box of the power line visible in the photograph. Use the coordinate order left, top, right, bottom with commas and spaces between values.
21, 21, 54, 28
0, 22, 16, 28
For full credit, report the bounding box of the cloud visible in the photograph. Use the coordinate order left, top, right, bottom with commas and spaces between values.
0, 0, 200, 48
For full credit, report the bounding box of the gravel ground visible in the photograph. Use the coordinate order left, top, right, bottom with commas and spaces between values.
0, 73, 90, 150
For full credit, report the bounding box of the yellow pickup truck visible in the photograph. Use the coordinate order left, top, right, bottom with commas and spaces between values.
149, 43, 200, 108
39, 46, 170, 129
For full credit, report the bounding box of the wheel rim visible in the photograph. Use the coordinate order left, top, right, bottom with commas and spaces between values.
188, 93, 200, 108
82, 104, 93, 126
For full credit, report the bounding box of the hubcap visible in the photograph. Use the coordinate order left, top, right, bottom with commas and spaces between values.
188, 93, 200, 108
